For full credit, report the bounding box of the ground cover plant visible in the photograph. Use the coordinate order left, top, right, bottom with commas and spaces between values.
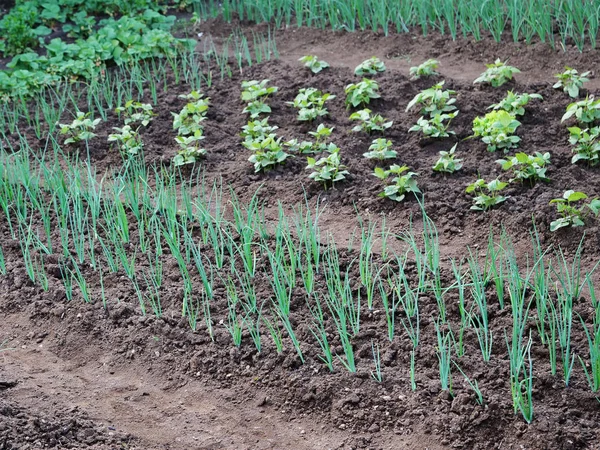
3, 1, 600, 449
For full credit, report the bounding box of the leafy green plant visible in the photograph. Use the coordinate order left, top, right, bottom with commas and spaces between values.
59, 111, 100, 144
172, 92, 209, 135
108, 125, 143, 156
568, 126, 600, 165
241, 118, 278, 142
561, 97, 600, 124
287, 88, 335, 121
241, 79, 278, 102
308, 124, 334, 151
349, 108, 392, 133
243, 100, 271, 119
174, 130, 206, 166
299, 55, 330, 74
373, 165, 420, 202
554, 67, 590, 98
409, 112, 457, 138
245, 135, 290, 172
355, 56, 386, 76
116, 100, 156, 127
406, 81, 457, 117
306, 147, 349, 188
432, 143, 462, 173
363, 138, 397, 160
62, 11, 96, 38
474, 59, 520, 87
345, 79, 381, 109
549, 191, 600, 231
466, 178, 508, 211
488, 91, 543, 116
497, 152, 550, 183
284, 139, 316, 154
409, 59, 440, 80
471, 110, 521, 152
0, 4, 51, 57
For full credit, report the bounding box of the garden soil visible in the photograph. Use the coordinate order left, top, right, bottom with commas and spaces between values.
3, 21, 600, 449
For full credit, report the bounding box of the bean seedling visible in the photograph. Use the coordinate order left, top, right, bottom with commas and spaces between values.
245, 135, 290, 172
406, 81, 457, 117
554, 67, 590, 98
108, 125, 143, 156
59, 111, 100, 144
466, 178, 508, 211
299, 55, 330, 74
363, 138, 397, 160
287, 88, 335, 121
471, 110, 521, 152
549, 190, 600, 231
561, 97, 600, 124
354, 56, 386, 76
474, 59, 520, 87
496, 152, 550, 183
488, 91, 543, 116
115, 100, 156, 127
349, 108, 392, 133
409, 112, 457, 138
243, 100, 271, 118
568, 126, 600, 165
241, 79, 278, 102
174, 130, 206, 166
432, 143, 462, 173
306, 146, 349, 188
308, 124, 334, 151
345, 79, 381, 109
373, 165, 420, 202
409, 59, 440, 80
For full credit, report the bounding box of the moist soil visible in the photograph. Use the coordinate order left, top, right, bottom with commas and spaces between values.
3, 22, 600, 450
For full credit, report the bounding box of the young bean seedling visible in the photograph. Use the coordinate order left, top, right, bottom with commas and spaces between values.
373, 165, 420, 202
108, 125, 143, 156
308, 124, 334, 151
59, 111, 100, 144
173, 130, 206, 166
488, 91, 543, 116
243, 100, 271, 118
245, 136, 291, 172
466, 178, 508, 211
474, 59, 520, 87
241, 79, 278, 102
299, 55, 330, 74
496, 152, 551, 183
355, 57, 386, 76
471, 110, 521, 152
549, 190, 600, 231
554, 67, 590, 98
287, 88, 335, 121
432, 143, 462, 173
406, 81, 457, 117
363, 138, 397, 160
409, 112, 457, 138
568, 126, 600, 165
562, 97, 600, 124
409, 59, 440, 80
345, 79, 381, 109
306, 146, 349, 188
349, 108, 392, 133
241, 118, 278, 142
116, 100, 156, 127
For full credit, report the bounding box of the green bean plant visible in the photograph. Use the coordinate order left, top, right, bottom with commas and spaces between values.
549, 190, 600, 231
471, 110, 521, 152
496, 152, 550, 184
488, 91, 542, 116
345, 78, 381, 108
306, 146, 349, 188
108, 125, 143, 156
363, 138, 397, 160
466, 178, 508, 211
59, 111, 100, 144
287, 87, 335, 121
554, 67, 590, 98
409, 59, 440, 80
568, 126, 600, 165
474, 59, 520, 87
116, 100, 156, 127
299, 55, 329, 73
409, 112, 457, 138
354, 56, 386, 75
432, 143, 462, 173
349, 108, 392, 133
561, 97, 600, 124
373, 165, 420, 202
406, 81, 457, 117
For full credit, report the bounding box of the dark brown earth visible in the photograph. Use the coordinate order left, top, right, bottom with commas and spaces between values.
3, 21, 600, 450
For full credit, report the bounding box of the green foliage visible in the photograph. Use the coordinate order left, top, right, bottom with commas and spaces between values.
496, 152, 551, 183
474, 59, 520, 87
172, 92, 209, 135
241, 79, 278, 102
432, 143, 462, 173
62, 11, 97, 38
241, 118, 278, 142
466, 178, 508, 211
287, 88, 335, 121
549, 190, 600, 231
471, 110, 521, 152
406, 81, 457, 117
0, 3, 50, 57
373, 165, 420, 202
354, 57, 386, 76
409, 112, 457, 138
345, 78, 381, 109
59, 111, 101, 144
108, 125, 144, 156
245, 136, 290, 172
174, 130, 206, 166
561, 97, 600, 124
568, 126, 600, 165
363, 138, 397, 160
308, 124, 335, 151
409, 59, 440, 80
243, 100, 271, 119
488, 91, 543, 116
284, 139, 316, 154
116, 100, 156, 127
349, 108, 392, 133
299, 55, 329, 74
306, 147, 349, 188
554, 67, 590, 98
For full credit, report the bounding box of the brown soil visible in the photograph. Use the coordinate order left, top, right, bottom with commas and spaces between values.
3, 22, 600, 450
